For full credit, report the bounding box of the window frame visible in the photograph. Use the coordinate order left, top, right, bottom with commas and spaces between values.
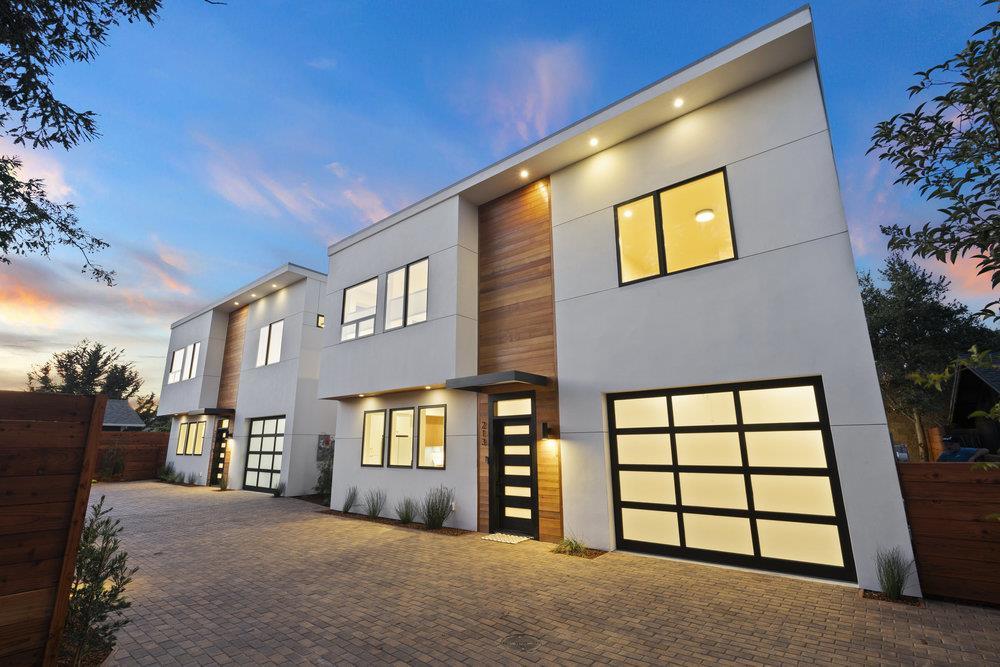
387, 407, 415, 469
181, 342, 201, 381
383, 257, 429, 332
175, 420, 206, 456
340, 276, 379, 342
243, 415, 285, 492
613, 167, 737, 287
256, 320, 283, 367
316, 313, 325, 328
168, 348, 185, 384
416, 403, 447, 470
360, 409, 387, 468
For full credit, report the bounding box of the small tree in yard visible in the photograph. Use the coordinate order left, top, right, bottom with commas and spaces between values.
60, 496, 136, 666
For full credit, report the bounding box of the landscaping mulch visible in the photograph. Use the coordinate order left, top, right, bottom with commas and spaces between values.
318, 509, 470, 536
861, 589, 923, 606
552, 547, 606, 560
292, 493, 328, 507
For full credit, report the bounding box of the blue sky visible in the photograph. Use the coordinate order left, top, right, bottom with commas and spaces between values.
0, 0, 992, 392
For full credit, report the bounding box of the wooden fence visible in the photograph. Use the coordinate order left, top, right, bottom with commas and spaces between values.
897, 463, 1000, 605
97, 431, 169, 482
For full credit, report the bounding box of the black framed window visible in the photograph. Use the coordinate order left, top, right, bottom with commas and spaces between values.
244, 416, 285, 491
316, 313, 325, 328
387, 408, 414, 467
175, 420, 205, 456
255, 320, 283, 366
181, 342, 201, 380
341, 277, 378, 342
417, 405, 446, 469
385, 258, 429, 331
614, 168, 736, 286
168, 348, 184, 384
361, 410, 386, 467
607, 377, 855, 582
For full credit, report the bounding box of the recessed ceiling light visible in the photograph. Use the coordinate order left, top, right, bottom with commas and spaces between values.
424, 385, 431, 390
271, 283, 278, 288
695, 208, 716, 223
673, 97, 684, 108
251, 293, 257, 298
519, 169, 529, 179
234, 301, 239, 306
622, 209, 633, 219
358, 393, 365, 398
589, 137, 599, 147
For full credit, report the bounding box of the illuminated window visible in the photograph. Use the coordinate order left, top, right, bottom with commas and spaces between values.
168, 348, 184, 384
495, 397, 532, 417
387, 408, 414, 467
175, 420, 206, 456
361, 410, 386, 467
244, 416, 285, 490
316, 314, 325, 328
417, 405, 446, 469
614, 169, 736, 285
341, 277, 378, 341
256, 320, 283, 366
385, 258, 429, 332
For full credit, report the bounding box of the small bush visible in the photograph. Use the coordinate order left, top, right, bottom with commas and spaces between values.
157, 462, 175, 482
552, 537, 588, 557
874, 545, 914, 600
185, 472, 197, 485
395, 497, 419, 524
342, 485, 359, 513
97, 447, 125, 481
363, 488, 387, 518
422, 486, 454, 529
168, 469, 184, 484
314, 441, 335, 502
272, 482, 285, 498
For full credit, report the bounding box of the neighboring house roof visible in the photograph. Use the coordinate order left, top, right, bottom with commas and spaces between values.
948, 354, 1000, 423
103, 399, 147, 429
968, 360, 1000, 394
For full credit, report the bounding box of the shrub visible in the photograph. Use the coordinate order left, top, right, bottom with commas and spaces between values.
874, 546, 914, 600
168, 469, 184, 484
363, 488, 387, 518
552, 537, 588, 557
341, 485, 358, 513
272, 482, 285, 498
59, 496, 137, 665
314, 441, 335, 502
185, 472, 197, 485
395, 497, 419, 524
422, 486, 454, 529
157, 461, 175, 482
96, 447, 125, 481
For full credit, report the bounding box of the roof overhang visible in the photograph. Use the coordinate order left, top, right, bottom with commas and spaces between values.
446, 371, 549, 392
175, 408, 235, 418
328, 5, 816, 256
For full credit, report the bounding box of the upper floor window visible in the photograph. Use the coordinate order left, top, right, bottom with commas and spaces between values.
341, 277, 377, 342
385, 258, 429, 331
168, 348, 184, 384
256, 320, 284, 367
182, 342, 200, 381
614, 169, 735, 285
316, 313, 325, 328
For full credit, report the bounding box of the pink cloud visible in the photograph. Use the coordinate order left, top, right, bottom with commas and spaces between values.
1, 138, 74, 202
922, 254, 996, 299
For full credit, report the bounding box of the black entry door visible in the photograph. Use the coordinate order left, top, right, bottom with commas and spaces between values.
208, 418, 230, 486
490, 393, 538, 537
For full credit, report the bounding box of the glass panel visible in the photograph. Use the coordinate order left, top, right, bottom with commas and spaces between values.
175, 423, 187, 454
613, 396, 669, 428
757, 520, 843, 566
317, 314, 325, 328
406, 259, 428, 325
751, 475, 835, 516
504, 424, 530, 435
266, 320, 283, 364
385, 267, 406, 330
505, 507, 531, 519
263, 419, 277, 435
671, 392, 736, 426
248, 437, 262, 453
343, 278, 378, 324
276, 418, 285, 434
505, 465, 530, 476
194, 422, 206, 455
616, 195, 659, 283
362, 411, 386, 466
258, 473, 271, 489
273, 454, 282, 470
505, 486, 531, 497
746, 431, 826, 468
675, 432, 741, 466
185, 424, 197, 454
616, 434, 672, 465
683, 514, 754, 554
417, 406, 445, 468
679, 473, 747, 509
505, 445, 530, 455
659, 171, 734, 273
358, 318, 375, 337
169, 349, 184, 383
270, 475, 279, 489
247, 453, 260, 469
495, 398, 531, 416
273, 436, 284, 453
619, 471, 675, 504
251, 419, 264, 435
245, 471, 259, 487
256, 326, 269, 367
341, 323, 356, 341
621, 508, 679, 545
739, 386, 818, 424
261, 437, 275, 452
388, 409, 414, 467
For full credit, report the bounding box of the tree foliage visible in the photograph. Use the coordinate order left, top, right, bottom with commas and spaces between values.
869, 0, 1000, 320
134, 391, 169, 431
27, 339, 143, 399
859, 255, 1000, 427
1, 1, 162, 283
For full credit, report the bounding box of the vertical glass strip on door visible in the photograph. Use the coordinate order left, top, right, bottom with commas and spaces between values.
244, 416, 286, 492
607, 378, 855, 581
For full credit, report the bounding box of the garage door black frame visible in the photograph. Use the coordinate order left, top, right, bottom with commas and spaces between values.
607, 376, 856, 582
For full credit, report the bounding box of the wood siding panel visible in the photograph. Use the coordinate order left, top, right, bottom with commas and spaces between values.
96, 432, 169, 482
477, 180, 563, 542
217, 306, 248, 410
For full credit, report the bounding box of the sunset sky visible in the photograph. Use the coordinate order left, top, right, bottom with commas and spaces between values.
0, 0, 994, 395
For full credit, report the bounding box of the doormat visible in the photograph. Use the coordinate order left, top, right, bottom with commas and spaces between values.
482, 532, 533, 544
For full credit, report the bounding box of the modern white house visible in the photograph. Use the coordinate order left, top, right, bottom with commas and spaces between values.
158, 263, 334, 496
313, 6, 918, 593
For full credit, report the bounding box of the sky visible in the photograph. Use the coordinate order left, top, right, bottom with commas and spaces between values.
0, 0, 994, 395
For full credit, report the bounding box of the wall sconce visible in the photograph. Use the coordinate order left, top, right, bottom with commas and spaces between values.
541, 422, 559, 451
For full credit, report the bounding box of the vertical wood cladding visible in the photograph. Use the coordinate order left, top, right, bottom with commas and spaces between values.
476, 179, 563, 542
217, 306, 248, 410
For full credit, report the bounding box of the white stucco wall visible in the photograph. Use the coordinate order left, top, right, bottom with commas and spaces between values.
157, 310, 227, 416
164, 414, 218, 483
549, 61, 915, 593
329, 389, 478, 530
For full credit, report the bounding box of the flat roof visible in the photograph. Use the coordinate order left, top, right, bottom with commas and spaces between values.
328, 5, 815, 256
170, 262, 326, 329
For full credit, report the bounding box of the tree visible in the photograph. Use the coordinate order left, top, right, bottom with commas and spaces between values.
869, 0, 1000, 320
1, 1, 162, 284
27, 339, 143, 399
859, 255, 1000, 458
134, 391, 169, 431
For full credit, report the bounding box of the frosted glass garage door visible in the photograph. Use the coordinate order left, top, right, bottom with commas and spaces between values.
608, 378, 855, 581
243, 416, 285, 492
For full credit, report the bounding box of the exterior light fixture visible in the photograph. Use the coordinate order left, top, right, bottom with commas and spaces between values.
589, 137, 599, 147
622, 209, 633, 218
541, 422, 559, 450
358, 393, 365, 398
424, 385, 431, 390
519, 169, 529, 179
234, 301, 239, 306
271, 283, 278, 288
251, 293, 257, 298
695, 209, 716, 223
673, 97, 684, 108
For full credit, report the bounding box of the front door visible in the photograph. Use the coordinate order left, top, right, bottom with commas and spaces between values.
490, 394, 538, 537
208, 417, 230, 486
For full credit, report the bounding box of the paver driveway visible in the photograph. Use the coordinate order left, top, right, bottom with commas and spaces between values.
95, 481, 999, 666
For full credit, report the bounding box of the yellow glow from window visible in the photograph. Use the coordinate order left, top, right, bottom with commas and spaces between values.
495, 398, 532, 416
739, 386, 819, 424
622, 508, 679, 545
671, 391, 736, 426
619, 471, 675, 504
505, 486, 531, 497
616, 433, 671, 465
757, 520, 843, 566
615, 195, 659, 282
388, 409, 414, 467
417, 406, 445, 468
361, 411, 385, 465
751, 475, 835, 516
505, 507, 531, 519
504, 424, 530, 435
746, 431, 827, 468
679, 473, 747, 509
660, 171, 734, 272
613, 396, 669, 428
505, 445, 530, 455
675, 432, 741, 466
684, 514, 753, 554
505, 465, 530, 476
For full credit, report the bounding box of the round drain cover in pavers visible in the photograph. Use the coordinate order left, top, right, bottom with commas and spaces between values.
500, 633, 540, 653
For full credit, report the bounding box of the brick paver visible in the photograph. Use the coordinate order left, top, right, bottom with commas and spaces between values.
94, 481, 1000, 666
